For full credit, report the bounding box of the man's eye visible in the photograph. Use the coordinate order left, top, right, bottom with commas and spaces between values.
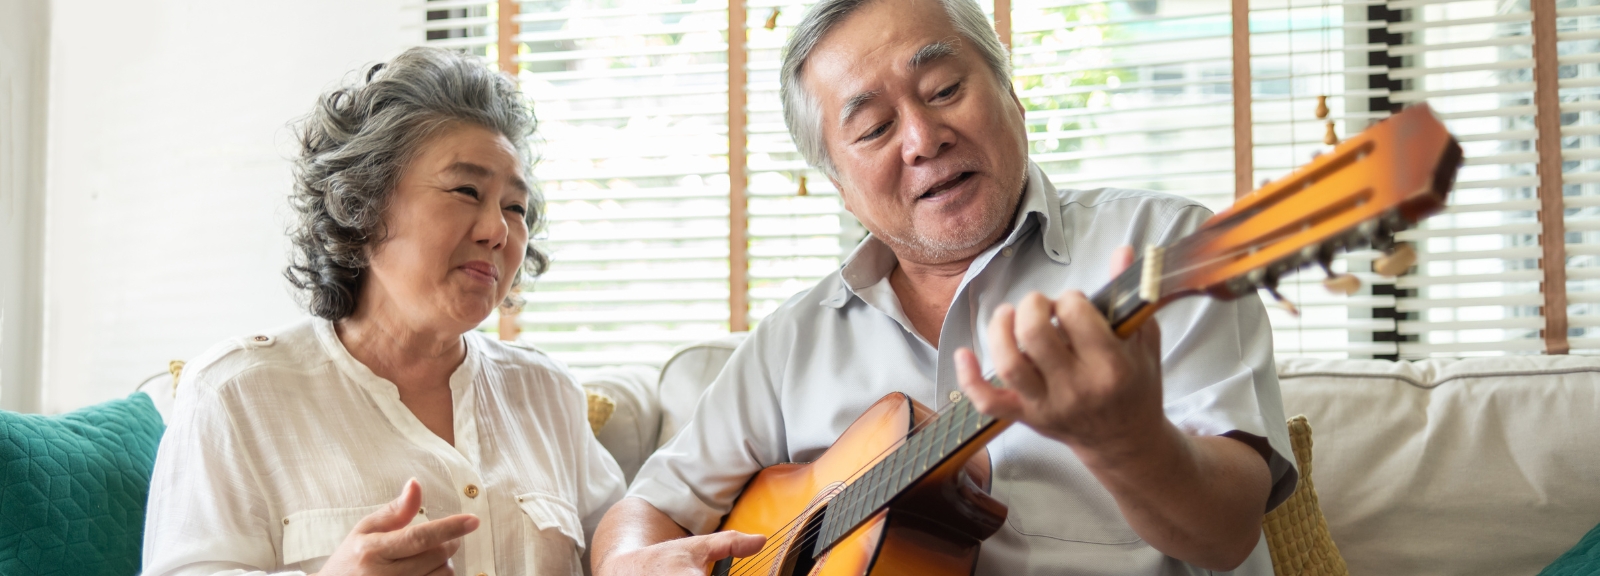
453, 186, 480, 198
935, 82, 960, 100
506, 204, 528, 216
860, 122, 891, 142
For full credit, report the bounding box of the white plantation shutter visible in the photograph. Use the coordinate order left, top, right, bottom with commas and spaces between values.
1245, 0, 1396, 357
1560, 0, 1600, 353
1011, 0, 1239, 213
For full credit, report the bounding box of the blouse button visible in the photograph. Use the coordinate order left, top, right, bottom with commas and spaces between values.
464, 484, 480, 498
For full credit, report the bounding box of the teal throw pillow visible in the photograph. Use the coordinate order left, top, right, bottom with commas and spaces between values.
1541, 520, 1600, 576
0, 393, 165, 576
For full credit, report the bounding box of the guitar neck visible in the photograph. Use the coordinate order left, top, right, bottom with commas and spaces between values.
814, 258, 1152, 552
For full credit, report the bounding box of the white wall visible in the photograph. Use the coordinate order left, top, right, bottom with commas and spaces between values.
43, 0, 413, 412
1, 0, 50, 412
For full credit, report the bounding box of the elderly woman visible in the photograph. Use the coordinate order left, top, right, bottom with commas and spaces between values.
142, 47, 625, 576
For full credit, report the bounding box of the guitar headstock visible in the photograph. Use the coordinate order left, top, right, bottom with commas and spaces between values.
1097, 104, 1463, 336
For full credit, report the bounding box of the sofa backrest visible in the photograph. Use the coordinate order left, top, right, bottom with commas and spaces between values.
1278, 355, 1600, 576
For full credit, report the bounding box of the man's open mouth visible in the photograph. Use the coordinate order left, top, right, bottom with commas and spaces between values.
918, 171, 976, 200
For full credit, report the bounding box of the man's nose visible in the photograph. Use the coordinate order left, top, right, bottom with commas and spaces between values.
900, 106, 955, 165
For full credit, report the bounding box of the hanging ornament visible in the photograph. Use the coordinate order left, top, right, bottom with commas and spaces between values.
765, 8, 781, 30
1323, 120, 1339, 146
1314, 95, 1329, 120
796, 174, 808, 196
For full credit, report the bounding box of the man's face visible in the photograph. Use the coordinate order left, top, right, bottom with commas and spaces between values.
805, 0, 1029, 266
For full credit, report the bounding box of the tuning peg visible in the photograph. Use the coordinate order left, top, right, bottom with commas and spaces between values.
1323, 274, 1361, 295
1264, 286, 1300, 317
1373, 243, 1417, 277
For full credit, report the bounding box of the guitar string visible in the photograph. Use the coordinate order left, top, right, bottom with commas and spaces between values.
724, 402, 977, 576
721, 398, 970, 575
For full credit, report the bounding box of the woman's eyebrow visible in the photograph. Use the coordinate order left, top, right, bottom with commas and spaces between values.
444, 161, 530, 195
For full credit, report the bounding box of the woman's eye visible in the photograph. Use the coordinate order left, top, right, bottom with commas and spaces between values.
935, 82, 960, 100
453, 186, 480, 198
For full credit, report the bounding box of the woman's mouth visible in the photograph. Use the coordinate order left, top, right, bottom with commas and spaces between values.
918, 171, 976, 201
458, 261, 499, 286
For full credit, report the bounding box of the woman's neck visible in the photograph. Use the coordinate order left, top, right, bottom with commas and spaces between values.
335, 305, 466, 392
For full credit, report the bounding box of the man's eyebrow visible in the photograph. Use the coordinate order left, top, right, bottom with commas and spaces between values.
444, 161, 530, 196
908, 40, 958, 70
839, 90, 880, 126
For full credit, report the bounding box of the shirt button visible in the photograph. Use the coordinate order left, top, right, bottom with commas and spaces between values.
464, 484, 480, 498
948, 390, 962, 403
252, 335, 268, 342
1002, 246, 1015, 258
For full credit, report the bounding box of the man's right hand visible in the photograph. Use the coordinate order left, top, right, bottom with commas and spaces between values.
314, 479, 480, 576
592, 497, 766, 576
598, 530, 767, 576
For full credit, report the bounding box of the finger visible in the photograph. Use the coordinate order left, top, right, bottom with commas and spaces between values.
1013, 292, 1075, 377
380, 514, 480, 559
422, 561, 455, 576
986, 304, 1046, 399
386, 541, 454, 576
685, 531, 768, 563
1110, 245, 1135, 276
1062, 296, 1122, 356
354, 478, 423, 534
955, 348, 1025, 422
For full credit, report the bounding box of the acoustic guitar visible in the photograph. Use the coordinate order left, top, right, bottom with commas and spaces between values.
708, 103, 1463, 576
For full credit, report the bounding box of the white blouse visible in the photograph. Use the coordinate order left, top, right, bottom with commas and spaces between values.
142, 318, 626, 576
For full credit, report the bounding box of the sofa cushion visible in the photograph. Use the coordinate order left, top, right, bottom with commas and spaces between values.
655, 333, 747, 449
580, 365, 661, 484
1278, 355, 1600, 576
0, 392, 165, 576
1539, 520, 1600, 576
1264, 415, 1349, 576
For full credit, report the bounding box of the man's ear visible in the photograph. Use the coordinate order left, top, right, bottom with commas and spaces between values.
830, 175, 855, 214
1008, 87, 1026, 123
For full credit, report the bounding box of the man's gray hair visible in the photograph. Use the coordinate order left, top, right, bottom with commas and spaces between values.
286, 46, 547, 320
779, 0, 1012, 178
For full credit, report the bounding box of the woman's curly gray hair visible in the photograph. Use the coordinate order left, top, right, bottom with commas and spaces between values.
285, 46, 547, 320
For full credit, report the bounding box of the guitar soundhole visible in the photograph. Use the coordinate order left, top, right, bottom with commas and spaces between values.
780, 507, 827, 576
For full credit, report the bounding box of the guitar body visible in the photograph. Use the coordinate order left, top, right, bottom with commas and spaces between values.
714, 393, 1008, 576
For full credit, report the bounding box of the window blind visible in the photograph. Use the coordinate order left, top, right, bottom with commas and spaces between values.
1246, 0, 1395, 357
1558, 0, 1600, 353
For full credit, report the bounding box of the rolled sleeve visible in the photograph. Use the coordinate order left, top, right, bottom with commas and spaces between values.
1152, 205, 1298, 511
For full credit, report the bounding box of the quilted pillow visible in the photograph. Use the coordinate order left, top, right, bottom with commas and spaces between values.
0, 393, 165, 576
1540, 521, 1600, 576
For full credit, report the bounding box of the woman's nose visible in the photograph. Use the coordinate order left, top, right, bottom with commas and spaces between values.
474, 203, 509, 250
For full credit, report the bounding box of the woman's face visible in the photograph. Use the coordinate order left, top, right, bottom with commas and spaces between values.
362, 123, 530, 335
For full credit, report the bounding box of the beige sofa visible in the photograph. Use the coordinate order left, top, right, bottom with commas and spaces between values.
586, 337, 1600, 576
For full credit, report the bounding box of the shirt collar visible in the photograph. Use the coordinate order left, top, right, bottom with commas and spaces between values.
823, 160, 1069, 309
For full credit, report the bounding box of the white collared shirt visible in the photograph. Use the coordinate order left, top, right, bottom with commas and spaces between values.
629, 161, 1297, 576
142, 318, 626, 576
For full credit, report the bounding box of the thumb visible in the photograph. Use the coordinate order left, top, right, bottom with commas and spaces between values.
685, 531, 767, 563
355, 478, 423, 534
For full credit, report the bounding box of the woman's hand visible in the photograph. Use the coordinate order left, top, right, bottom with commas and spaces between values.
314, 479, 480, 576
596, 530, 766, 576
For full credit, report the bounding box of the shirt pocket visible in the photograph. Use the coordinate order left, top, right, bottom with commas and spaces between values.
516, 490, 586, 575
281, 503, 430, 566
995, 428, 1142, 545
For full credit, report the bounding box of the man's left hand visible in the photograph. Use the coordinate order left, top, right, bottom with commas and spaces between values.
954, 246, 1166, 465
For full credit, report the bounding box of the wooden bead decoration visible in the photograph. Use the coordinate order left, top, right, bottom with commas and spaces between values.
1322, 274, 1361, 295
797, 174, 808, 196
1315, 95, 1329, 120
1373, 243, 1418, 277
1323, 120, 1339, 146
765, 8, 780, 30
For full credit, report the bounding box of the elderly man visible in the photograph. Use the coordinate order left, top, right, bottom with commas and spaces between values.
592, 0, 1296, 572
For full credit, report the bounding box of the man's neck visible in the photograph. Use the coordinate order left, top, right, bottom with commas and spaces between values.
888, 252, 982, 349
